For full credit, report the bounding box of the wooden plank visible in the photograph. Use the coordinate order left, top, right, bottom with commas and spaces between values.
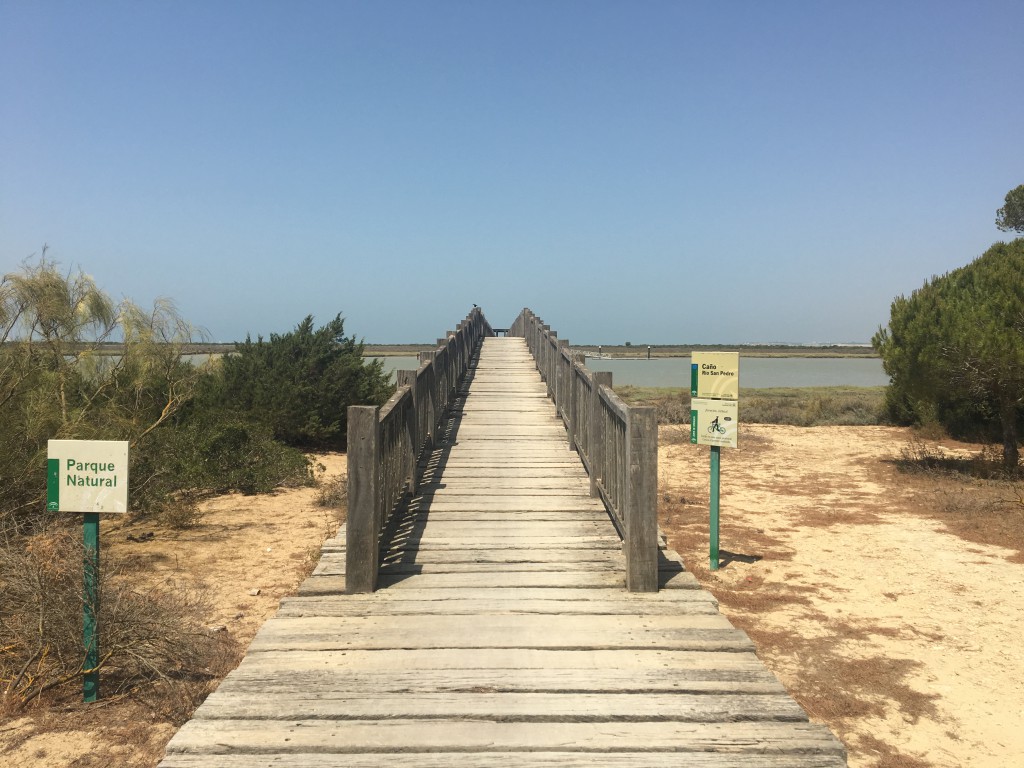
281, 587, 716, 604
244, 614, 753, 653
418, 502, 608, 512
389, 509, 610, 521
228, 647, 766, 672
163, 720, 844, 756
187, 691, 807, 722
275, 597, 716, 617
381, 537, 624, 549
295, 568, 701, 595
215, 670, 783, 696
161, 754, 848, 768
420, 478, 590, 488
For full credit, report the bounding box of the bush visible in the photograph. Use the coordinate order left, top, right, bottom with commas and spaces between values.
130, 415, 313, 525
315, 474, 348, 510
202, 314, 393, 450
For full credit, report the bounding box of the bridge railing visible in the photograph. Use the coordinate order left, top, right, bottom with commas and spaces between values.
509, 308, 658, 592
346, 307, 491, 593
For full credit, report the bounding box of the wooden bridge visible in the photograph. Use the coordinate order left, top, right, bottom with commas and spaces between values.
159, 308, 846, 767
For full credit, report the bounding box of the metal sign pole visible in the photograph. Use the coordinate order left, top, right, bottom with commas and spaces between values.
83, 512, 100, 702
710, 446, 720, 571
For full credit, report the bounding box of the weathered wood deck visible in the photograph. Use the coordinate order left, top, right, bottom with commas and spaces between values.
159, 337, 846, 767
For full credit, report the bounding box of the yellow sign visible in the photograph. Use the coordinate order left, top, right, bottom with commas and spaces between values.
690, 352, 739, 400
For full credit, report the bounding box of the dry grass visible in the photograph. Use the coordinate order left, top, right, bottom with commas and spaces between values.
617, 385, 887, 426
0, 526, 236, 716
891, 435, 1024, 563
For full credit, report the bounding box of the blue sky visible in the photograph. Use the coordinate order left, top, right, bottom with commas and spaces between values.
2, 1, 1022, 344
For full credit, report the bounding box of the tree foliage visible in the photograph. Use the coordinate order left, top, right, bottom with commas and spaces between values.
873, 239, 1024, 468
205, 314, 393, 450
996, 184, 1024, 233
0, 257, 312, 536
0, 257, 203, 533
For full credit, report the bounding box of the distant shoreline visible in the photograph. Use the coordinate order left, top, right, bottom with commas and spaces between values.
45, 342, 879, 358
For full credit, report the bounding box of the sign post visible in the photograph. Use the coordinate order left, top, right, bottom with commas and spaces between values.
690, 353, 739, 571
47, 439, 129, 703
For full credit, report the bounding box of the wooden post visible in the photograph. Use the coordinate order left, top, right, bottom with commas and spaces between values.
625, 406, 658, 592
346, 405, 380, 594
542, 325, 551, 381
590, 372, 612, 498
556, 338, 567, 419
566, 351, 578, 453
396, 372, 418, 495
418, 351, 436, 449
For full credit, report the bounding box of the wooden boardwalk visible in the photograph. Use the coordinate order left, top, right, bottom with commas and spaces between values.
159, 337, 846, 767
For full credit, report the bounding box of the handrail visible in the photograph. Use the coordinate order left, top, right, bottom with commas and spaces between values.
509, 308, 658, 592
346, 307, 492, 593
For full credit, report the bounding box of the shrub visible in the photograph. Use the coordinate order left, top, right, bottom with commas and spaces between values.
202, 314, 394, 450
315, 474, 348, 510
130, 415, 313, 520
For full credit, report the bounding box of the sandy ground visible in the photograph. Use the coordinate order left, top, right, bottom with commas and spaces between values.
659, 424, 1024, 768
3, 429, 1023, 767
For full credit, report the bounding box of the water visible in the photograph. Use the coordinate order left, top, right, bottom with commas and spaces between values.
370, 356, 422, 382
182, 354, 885, 389
583, 356, 887, 389
371, 354, 887, 388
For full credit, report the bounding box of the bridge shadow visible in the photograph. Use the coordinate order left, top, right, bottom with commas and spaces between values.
376, 350, 480, 586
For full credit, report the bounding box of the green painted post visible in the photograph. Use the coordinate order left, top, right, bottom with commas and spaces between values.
710, 446, 720, 571
83, 512, 100, 702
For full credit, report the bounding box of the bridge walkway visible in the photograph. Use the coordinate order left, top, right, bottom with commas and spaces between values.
159, 336, 845, 766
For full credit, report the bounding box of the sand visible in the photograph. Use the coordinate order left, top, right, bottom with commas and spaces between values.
659, 424, 1024, 767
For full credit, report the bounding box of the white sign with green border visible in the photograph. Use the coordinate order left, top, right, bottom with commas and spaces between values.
690, 397, 738, 448
47, 440, 129, 514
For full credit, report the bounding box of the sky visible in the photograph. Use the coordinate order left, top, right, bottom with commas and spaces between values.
2, 1, 1022, 345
